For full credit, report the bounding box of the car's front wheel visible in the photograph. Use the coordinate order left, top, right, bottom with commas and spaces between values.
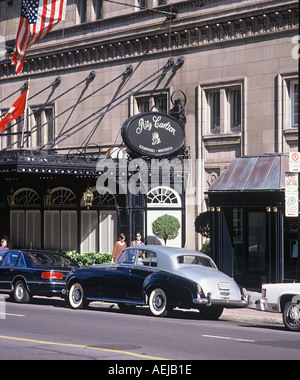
148, 288, 168, 317
283, 301, 300, 332
198, 305, 224, 320
68, 282, 87, 309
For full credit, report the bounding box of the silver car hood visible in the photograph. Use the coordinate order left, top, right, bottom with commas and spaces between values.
176, 266, 242, 300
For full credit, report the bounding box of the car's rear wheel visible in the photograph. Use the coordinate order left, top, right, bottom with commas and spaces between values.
283, 301, 300, 332
148, 288, 168, 317
68, 282, 87, 309
13, 280, 31, 303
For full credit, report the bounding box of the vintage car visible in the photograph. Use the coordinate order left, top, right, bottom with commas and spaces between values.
256, 283, 300, 332
66, 246, 249, 318
0, 250, 78, 303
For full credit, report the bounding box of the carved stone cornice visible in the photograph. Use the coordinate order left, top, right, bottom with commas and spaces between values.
0, 5, 298, 79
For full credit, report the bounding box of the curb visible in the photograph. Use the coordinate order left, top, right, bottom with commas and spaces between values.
220, 311, 283, 324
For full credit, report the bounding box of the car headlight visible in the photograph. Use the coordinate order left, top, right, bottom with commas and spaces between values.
197, 284, 203, 296
240, 287, 247, 299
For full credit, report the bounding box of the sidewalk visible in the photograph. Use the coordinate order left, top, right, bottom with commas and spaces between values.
220, 291, 283, 325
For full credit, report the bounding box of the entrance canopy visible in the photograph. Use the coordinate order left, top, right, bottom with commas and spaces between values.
208, 154, 289, 207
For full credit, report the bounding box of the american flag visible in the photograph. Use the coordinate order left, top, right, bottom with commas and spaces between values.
11, 0, 66, 74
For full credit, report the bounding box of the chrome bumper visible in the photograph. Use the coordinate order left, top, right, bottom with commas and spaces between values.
255, 298, 279, 313
193, 292, 250, 308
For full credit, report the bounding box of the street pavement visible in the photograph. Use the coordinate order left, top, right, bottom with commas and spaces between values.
220, 291, 283, 325
89, 291, 284, 325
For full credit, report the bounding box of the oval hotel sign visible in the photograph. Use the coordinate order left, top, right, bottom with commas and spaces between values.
121, 112, 185, 157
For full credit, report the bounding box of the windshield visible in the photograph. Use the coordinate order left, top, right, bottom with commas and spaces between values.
27, 251, 77, 268
115, 249, 137, 265
177, 255, 216, 268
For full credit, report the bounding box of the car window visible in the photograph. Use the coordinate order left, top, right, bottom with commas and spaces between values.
17, 253, 26, 268
136, 250, 157, 267
2, 251, 21, 267
116, 249, 137, 265
26, 251, 77, 267
177, 255, 216, 268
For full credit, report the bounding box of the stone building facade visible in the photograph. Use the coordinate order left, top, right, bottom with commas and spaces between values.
0, 0, 298, 286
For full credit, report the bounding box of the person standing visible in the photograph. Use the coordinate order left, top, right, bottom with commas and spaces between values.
0, 239, 9, 257
111, 233, 127, 263
2, 233, 11, 250
130, 232, 144, 247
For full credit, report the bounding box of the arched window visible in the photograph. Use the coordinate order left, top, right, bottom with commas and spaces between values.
51, 187, 77, 207
147, 186, 181, 208
13, 188, 40, 207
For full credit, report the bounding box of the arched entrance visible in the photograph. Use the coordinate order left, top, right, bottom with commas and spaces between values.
146, 186, 183, 247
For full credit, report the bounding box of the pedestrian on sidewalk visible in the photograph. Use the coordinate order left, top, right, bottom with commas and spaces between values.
111, 233, 127, 263
130, 232, 144, 247
0, 239, 9, 257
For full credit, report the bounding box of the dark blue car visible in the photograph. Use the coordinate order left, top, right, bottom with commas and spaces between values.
66, 246, 249, 318
0, 250, 78, 303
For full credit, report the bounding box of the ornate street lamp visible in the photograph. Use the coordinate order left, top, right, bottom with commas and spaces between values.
83, 187, 94, 209
7, 188, 15, 208
44, 189, 53, 209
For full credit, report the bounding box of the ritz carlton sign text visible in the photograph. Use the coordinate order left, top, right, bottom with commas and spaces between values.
121, 112, 186, 157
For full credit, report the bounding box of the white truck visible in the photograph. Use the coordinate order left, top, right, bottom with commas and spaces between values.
256, 283, 300, 332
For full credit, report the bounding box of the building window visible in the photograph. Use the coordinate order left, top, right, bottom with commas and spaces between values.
147, 186, 181, 208
51, 187, 77, 207
0, 110, 22, 149
93, 0, 103, 20
77, 0, 87, 23
138, 0, 146, 9
208, 91, 220, 134
31, 106, 54, 148
290, 80, 298, 128
202, 82, 243, 135
13, 188, 40, 207
134, 92, 168, 114
228, 88, 241, 132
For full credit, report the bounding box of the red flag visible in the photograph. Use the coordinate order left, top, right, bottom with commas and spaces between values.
0, 89, 29, 132
11, 0, 66, 74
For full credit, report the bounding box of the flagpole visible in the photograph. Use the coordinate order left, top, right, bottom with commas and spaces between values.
21, 80, 29, 148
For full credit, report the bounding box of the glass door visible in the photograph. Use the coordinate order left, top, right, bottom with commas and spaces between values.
248, 211, 267, 286
233, 209, 268, 288
284, 219, 299, 281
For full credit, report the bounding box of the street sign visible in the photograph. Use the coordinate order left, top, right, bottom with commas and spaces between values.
285, 172, 298, 193
285, 172, 299, 217
289, 152, 300, 172
285, 192, 298, 217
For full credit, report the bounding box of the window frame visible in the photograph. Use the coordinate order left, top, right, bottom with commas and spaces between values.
201, 80, 243, 136
132, 90, 169, 115
290, 80, 298, 128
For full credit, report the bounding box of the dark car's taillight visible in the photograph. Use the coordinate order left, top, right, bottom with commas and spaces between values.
41, 272, 63, 280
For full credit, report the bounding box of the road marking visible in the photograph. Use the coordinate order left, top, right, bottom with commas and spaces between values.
0, 312, 25, 317
202, 335, 255, 343
0, 335, 169, 360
